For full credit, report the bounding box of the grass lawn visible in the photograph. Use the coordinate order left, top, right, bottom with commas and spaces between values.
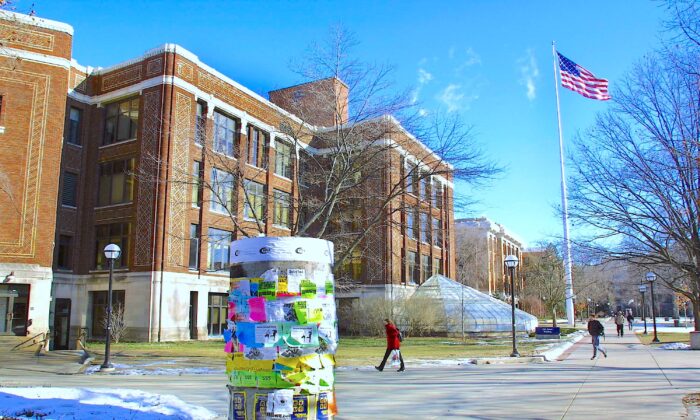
88, 336, 547, 366
636, 332, 690, 345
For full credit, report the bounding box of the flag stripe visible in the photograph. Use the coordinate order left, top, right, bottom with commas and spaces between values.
557, 51, 610, 101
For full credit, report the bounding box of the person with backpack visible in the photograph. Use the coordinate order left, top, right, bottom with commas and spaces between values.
615, 311, 626, 337
626, 311, 634, 331
375, 319, 405, 372
587, 314, 607, 360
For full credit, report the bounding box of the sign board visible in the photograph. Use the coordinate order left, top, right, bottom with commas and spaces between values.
535, 326, 561, 339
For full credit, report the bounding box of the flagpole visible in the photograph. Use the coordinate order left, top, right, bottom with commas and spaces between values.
552, 41, 575, 327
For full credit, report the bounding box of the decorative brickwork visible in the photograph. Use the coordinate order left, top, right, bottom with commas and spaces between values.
0, 22, 54, 52
146, 57, 163, 76
134, 90, 161, 266
176, 61, 193, 81
72, 73, 86, 92
102, 65, 142, 90
197, 70, 277, 126
166, 92, 192, 267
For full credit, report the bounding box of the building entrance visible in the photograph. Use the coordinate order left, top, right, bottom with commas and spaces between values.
53, 298, 71, 350
0, 289, 18, 334
0, 284, 29, 335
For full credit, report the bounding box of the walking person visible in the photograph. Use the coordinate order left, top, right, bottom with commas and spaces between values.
626, 311, 634, 331
615, 311, 625, 337
375, 319, 405, 372
587, 314, 607, 360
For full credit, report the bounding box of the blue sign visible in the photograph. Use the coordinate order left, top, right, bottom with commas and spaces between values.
536, 327, 560, 335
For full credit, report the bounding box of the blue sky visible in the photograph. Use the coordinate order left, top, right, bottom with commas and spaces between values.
28, 0, 668, 246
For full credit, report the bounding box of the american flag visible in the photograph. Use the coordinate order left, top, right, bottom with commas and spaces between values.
557, 52, 610, 101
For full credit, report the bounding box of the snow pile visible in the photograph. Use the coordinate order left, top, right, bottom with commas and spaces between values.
0, 387, 217, 419
540, 330, 587, 361
659, 342, 691, 350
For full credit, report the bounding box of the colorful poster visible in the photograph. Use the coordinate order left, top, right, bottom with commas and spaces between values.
248, 297, 267, 322
243, 345, 278, 360
316, 393, 330, 420
325, 280, 334, 296
232, 391, 246, 420
282, 303, 298, 322
254, 323, 280, 346
300, 280, 316, 297
270, 389, 294, 416
250, 278, 260, 297
293, 301, 308, 324
256, 371, 279, 389
320, 299, 336, 322
292, 395, 309, 419
306, 300, 323, 323
232, 278, 251, 296
289, 325, 318, 346
253, 394, 268, 420
265, 300, 286, 322
286, 269, 305, 294
277, 276, 289, 295
258, 280, 277, 300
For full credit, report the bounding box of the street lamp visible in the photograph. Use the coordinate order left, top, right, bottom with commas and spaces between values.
638, 284, 648, 335
587, 298, 591, 319
646, 271, 660, 343
100, 243, 121, 372
504, 254, 520, 357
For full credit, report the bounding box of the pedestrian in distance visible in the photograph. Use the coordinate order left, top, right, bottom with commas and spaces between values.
587, 314, 607, 360
615, 311, 626, 337
375, 319, 405, 372
626, 312, 634, 331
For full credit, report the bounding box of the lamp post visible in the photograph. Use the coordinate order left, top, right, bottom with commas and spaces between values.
639, 284, 648, 335
587, 298, 591, 319
100, 243, 121, 372
504, 254, 520, 357
646, 272, 660, 343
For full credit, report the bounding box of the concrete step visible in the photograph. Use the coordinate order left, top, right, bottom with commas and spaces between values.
0, 336, 92, 375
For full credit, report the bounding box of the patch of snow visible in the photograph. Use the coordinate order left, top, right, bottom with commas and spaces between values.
0, 387, 217, 419
540, 330, 587, 361
84, 364, 223, 376
659, 342, 691, 350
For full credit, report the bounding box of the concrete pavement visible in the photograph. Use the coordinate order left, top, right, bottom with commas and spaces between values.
0, 321, 698, 419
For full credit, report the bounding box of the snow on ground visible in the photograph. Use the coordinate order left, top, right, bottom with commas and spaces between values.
0, 387, 217, 419
84, 363, 223, 376
659, 342, 691, 350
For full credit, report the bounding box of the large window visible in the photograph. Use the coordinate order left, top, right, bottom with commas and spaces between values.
97, 159, 135, 207
207, 228, 231, 272
406, 251, 418, 284
90, 290, 125, 338
57, 235, 72, 269
420, 213, 430, 244
195, 102, 206, 146
188, 224, 200, 270
433, 218, 442, 247
433, 257, 442, 276
421, 254, 431, 283
341, 250, 363, 281
210, 168, 234, 214
405, 160, 417, 195
432, 181, 443, 209
243, 180, 266, 220
95, 222, 130, 269
273, 189, 291, 228
192, 161, 203, 208
248, 126, 268, 168
104, 97, 139, 145
61, 172, 78, 207
419, 173, 429, 201
275, 140, 293, 179
208, 293, 228, 336
213, 111, 237, 157
67, 107, 82, 145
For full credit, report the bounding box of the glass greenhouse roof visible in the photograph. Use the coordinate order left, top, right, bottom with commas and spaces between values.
413, 275, 539, 333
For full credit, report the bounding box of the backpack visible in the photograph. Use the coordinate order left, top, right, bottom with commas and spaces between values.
398, 330, 404, 342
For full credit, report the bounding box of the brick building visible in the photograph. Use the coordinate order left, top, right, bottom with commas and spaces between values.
0, 11, 455, 346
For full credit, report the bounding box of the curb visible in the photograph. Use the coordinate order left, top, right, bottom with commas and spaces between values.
538, 330, 587, 361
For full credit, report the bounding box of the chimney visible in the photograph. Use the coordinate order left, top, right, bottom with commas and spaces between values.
269, 77, 349, 127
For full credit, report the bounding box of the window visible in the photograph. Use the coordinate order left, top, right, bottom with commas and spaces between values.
210, 168, 234, 214
192, 161, 203, 207
421, 254, 431, 283
213, 111, 237, 157
97, 158, 135, 206
433, 257, 442, 276
419, 174, 429, 201
195, 102, 206, 146
420, 213, 430, 244
61, 172, 78, 207
95, 222, 130, 269
275, 140, 293, 179
248, 126, 268, 168
341, 250, 363, 281
406, 251, 418, 284
207, 228, 231, 272
298, 151, 313, 189
432, 181, 443, 209
57, 235, 72, 269
405, 160, 417, 195
433, 218, 442, 247
189, 224, 200, 270
207, 293, 228, 336
243, 180, 266, 220
67, 107, 82, 145
89, 290, 125, 338
273, 189, 291, 228
104, 97, 139, 145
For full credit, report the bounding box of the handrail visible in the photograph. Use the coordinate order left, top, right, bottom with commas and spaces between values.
76, 327, 89, 350
11, 330, 49, 352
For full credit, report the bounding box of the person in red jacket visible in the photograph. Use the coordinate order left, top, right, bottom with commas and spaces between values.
375, 319, 405, 372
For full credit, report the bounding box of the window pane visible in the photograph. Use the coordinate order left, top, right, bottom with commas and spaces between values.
189, 224, 199, 269
61, 172, 78, 207
275, 140, 292, 178
207, 228, 231, 272
273, 190, 290, 228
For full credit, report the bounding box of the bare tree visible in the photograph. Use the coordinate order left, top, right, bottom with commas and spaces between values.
567, 8, 700, 328
522, 244, 566, 327
101, 303, 126, 344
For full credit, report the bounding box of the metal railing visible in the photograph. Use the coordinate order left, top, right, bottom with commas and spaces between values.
11, 330, 50, 354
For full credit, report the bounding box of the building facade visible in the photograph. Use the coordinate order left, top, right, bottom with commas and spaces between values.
455, 217, 523, 296
0, 11, 456, 346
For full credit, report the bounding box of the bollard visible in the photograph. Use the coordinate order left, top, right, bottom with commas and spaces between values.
225, 237, 338, 420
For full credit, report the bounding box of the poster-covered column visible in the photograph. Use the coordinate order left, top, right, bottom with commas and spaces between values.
226, 237, 338, 420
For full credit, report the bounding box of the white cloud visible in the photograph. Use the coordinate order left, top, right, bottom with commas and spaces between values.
418, 68, 433, 85
518, 49, 539, 101
418, 108, 429, 117
438, 84, 464, 112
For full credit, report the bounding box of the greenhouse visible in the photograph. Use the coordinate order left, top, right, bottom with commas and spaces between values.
412, 275, 538, 335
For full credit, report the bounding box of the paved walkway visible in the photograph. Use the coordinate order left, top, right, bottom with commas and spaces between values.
0, 321, 698, 419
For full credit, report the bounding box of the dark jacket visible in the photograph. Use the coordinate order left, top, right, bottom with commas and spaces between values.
385, 323, 401, 350
587, 319, 604, 337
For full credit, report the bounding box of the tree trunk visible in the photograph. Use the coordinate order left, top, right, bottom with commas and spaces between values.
552, 308, 557, 328
693, 298, 700, 332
